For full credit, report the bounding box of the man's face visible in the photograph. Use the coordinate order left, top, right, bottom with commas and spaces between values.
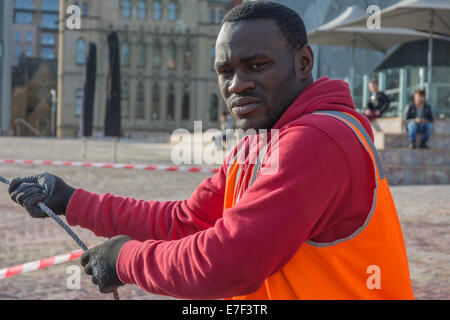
215, 19, 311, 131
414, 93, 425, 106
369, 82, 379, 94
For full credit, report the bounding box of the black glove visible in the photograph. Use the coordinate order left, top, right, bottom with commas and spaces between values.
9, 173, 76, 218
81, 235, 131, 294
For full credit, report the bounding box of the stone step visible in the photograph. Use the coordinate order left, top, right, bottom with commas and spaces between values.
378, 148, 450, 166
384, 164, 450, 185
374, 132, 450, 150
371, 118, 450, 134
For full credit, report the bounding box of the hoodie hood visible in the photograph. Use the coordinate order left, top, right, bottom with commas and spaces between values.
273, 76, 374, 141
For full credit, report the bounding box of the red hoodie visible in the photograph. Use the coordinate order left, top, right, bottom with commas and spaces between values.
66, 76, 376, 299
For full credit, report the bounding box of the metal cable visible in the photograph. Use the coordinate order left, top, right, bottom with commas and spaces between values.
0, 175, 119, 300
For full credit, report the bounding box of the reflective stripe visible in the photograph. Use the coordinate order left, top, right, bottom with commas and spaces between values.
233, 165, 243, 200
306, 110, 383, 247
313, 110, 385, 180
249, 144, 269, 188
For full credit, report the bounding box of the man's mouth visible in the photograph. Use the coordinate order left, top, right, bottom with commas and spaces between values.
230, 98, 262, 117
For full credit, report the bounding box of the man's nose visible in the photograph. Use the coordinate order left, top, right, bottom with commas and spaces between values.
228, 70, 255, 93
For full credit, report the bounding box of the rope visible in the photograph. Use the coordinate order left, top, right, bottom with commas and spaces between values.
0, 175, 120, 300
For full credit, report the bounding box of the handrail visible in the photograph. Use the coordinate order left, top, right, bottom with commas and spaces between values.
14, 118, 41, 137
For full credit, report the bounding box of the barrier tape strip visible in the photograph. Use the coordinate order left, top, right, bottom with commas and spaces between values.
0, 249, 83, 280
0, 159, 220, 174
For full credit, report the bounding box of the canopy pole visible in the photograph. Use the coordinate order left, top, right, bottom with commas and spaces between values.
427, 10, 434, 99
350, 33, 356, 97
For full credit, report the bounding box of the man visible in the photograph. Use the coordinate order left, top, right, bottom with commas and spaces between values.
405, 89, 434, 149
216, 111, 234, 149
8, 2, 414, 300
363, 79, 390, 122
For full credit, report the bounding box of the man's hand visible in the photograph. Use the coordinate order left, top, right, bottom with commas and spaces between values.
81, 235, 131, 294
415, 117, 422, 124
8, 173, 75, 218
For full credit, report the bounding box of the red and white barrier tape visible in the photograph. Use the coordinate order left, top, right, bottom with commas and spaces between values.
0, 159, 219, 174
0, 249, 83, 280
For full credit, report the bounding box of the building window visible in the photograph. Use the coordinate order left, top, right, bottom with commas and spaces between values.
16, 31, 21, 42
137, 0, 147, 20
168, 1, 177, 21
41, 47, 54, 59
42, 13, 58, 29
121, 42, 130, 67
137, 43, 146, 68
153, 1, 162, 21
121, 80, 130, 118
15, 45, 22, 57
136, 82, 145, 119
167, 42, 176, 70
183, 40, 191, 70
210, 45, 215, 70
41, 32, 55, 46
152, 41, 161, 68
76, 38, 86, 64
209, 9, 215, 24
122, 0, 131, 19
82, 2, 88, 16
218, 10, 224, 23
15, 0, 34, 10
210, 94, 219, 122
42, 0, 58, 10
26, 31, 32, 43
182, 85, 190, 120
167, 84, 175, 120
15, 12, 33, 24
151, 83, 160, 120
75, 89, 84, 117
25, 46, 31, 57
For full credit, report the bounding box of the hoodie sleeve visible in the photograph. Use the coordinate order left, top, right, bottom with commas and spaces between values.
115, 124, 362, 299
65, 165, 227, 242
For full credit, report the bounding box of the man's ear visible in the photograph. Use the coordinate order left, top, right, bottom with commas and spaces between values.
297, 44, 314, 80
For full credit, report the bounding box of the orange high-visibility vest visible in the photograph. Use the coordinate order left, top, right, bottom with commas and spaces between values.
224, 110, 414, 300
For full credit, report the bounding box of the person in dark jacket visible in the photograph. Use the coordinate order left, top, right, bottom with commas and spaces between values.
364, 79, 390, 122
405, 89, 434, 149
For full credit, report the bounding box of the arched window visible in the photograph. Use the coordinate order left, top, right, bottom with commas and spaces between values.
137, 43, 146, 68
136, 82, 145, 119
183, 40, 191, 70
152, 41, 161, 68
153, 1, 162, 21
210, 9, 215, 24
210, 44, 215, 70
151, 83, 160, 120
182, 85, 190, 120
122, 0, 131, 19
121, 80, 130, 118
218, 10, 224, 23
75, 89, 84, 117
168, 1, 177, 21
209, 94, 219, 122
167, 42, 176, 70
137, 0, 147, 20
121, 42, 130, 67
167, 84, 175, 120
76, 38, 86, 64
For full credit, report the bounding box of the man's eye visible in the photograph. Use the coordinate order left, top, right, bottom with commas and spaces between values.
249, 63, 266, 70
218, 69, 232, 76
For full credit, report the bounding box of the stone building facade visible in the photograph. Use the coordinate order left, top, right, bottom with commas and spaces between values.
57, 0, 239, 138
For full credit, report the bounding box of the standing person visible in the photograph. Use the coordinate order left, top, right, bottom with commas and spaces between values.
216, 111, 234, 149
405, 89, 434, 149
364, 79, 390, 122
7, 2, 414, 300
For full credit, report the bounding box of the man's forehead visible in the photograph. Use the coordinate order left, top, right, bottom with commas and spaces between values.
216, 20, 285, 58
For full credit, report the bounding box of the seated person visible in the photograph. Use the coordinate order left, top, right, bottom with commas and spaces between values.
364, 79, 390, 122
405, 89, 434, 149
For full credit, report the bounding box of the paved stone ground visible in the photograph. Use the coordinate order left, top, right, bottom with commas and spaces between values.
0, 137, 448, 300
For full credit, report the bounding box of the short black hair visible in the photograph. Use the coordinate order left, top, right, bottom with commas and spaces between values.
222, 1, 308, 52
